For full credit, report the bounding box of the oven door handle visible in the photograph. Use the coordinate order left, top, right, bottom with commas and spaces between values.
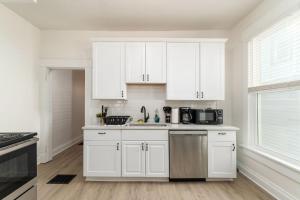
0, 138, 39, 156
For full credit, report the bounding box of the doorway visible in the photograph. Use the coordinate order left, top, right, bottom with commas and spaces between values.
50, 69, 85, 159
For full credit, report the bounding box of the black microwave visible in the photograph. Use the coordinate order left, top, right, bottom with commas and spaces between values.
191, 109, 223, 125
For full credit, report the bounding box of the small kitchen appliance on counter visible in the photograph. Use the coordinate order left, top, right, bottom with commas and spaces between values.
0, 132, 38, 200
171, 108, 179, 124
192, 108, 223, 125
179, 107, 193, 124
163, 106, 172, 123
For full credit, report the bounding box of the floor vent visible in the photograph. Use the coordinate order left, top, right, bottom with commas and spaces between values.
47, 175, 76, 184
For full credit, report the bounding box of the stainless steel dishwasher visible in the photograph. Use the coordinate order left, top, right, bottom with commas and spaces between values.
169, 130, 208, 180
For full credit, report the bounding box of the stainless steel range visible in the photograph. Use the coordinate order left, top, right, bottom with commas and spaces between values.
0, 132, 38, 200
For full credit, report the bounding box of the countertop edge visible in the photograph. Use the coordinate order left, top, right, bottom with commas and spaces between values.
82, 125, 240, 131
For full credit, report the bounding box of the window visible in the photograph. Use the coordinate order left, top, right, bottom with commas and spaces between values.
248, 10, 300, 165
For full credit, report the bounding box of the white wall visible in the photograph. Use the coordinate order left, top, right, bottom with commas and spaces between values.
51, 69, 84, 156
229, 0, 300, 199
40, 30, 232, 125
0, 3, 40, 132
72, 70, 85, 140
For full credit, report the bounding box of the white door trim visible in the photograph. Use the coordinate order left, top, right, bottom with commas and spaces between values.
39, 58, 90, 163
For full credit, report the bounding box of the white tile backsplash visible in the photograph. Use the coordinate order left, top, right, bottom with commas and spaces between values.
88, 85, 218, 125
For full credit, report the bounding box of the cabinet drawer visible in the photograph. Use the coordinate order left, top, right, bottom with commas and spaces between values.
84, 130, 121, 141
208, 131, 235, 142
122, 130, 168, 141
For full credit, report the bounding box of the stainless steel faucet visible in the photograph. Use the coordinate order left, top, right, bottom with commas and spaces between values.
140, 106, 150, 123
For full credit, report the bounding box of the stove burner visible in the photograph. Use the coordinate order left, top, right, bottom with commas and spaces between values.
0, 132, 37, 148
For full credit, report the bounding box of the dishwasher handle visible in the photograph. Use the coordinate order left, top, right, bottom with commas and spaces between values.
169, 130, 207, 136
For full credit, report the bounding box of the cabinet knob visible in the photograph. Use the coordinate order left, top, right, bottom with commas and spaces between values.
145, 143, 149, 151
141, 143, 144, 151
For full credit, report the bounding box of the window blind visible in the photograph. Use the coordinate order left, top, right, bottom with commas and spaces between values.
258, 89, 300, 161
249, 10, 300, 88
248, 10, 300, 164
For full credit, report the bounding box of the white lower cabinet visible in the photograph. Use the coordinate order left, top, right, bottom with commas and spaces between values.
122, 141, 145, 177
122, 141, 169, 178
208, 131, 236, 178
145, 141, 169, 177
84, 140, 121, 177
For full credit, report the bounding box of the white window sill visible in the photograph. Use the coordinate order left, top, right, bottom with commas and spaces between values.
239, 144, 300, 174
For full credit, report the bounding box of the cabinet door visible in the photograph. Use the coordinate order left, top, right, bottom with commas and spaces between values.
167, 43, 199, 100
125, 42, 146, 83
84, 141, 121, 177
93, 42, 126, 99
208, 141, 236, 178
145, 42, 166, 83
200, 42, 225, 100
122, 141, 145, 177
145, 141, 169, 177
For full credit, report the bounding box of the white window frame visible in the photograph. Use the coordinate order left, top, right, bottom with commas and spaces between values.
247, 26, 300, 170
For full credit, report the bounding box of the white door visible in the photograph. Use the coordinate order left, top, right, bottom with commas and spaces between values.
208, 141, 236, 178
84, 141, 121, 177
125, 42, 146, 83
92, 42, 126, 99
145, 42, 166, 83
122, 141, 145, 177
145, 141, 169, 177
167, 43, 199, 100
200, 42, 225, 100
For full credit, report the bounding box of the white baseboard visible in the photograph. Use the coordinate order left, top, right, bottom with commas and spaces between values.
52, 136, 83, 157
238, 163, 298, 200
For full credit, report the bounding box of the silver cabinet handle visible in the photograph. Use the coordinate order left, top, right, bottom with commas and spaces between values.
142, 74, 145, 81
201, 92, 204, 99
232, 144, 236, 151
145, 143, 149, 151
117, 142, 120, 151
121, 90, 124, 98
147, 74, 149, 82
218, 132, 226, 135
98, 132, 106, 134
196, 91, 199, 99
141, 142, 144, 151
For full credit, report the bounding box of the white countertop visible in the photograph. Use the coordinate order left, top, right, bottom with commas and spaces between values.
82, 124, 239, 131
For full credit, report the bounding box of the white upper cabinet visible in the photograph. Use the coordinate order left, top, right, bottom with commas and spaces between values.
93, 39, 226, 100
125, 42, 166, 84
167, 41, 226, 100
167, 43, 199, 100
92, 42, 126, 99
125, 42, 146, 83
145, 42, 166, 83
200, 42, 225, 100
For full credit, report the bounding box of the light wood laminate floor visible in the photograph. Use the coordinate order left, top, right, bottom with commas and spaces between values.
38, 144, 275, 200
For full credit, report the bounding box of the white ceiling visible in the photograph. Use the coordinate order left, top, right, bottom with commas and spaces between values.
3, 0, 263, 30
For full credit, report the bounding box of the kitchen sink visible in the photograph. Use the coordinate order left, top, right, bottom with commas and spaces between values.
128, 123, 168, 127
